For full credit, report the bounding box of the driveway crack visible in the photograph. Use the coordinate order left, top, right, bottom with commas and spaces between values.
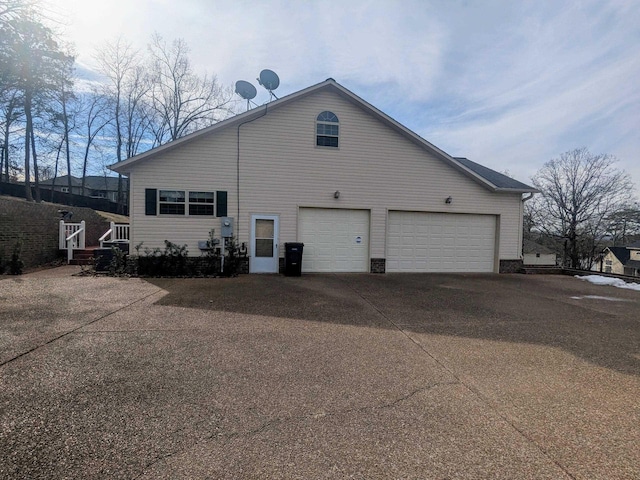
334, 275, 578, 480
0, 287, 167, 368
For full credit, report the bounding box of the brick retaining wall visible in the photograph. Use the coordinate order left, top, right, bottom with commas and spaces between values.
0, 196, 112, 269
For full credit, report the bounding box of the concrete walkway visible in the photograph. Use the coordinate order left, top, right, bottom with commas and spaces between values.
1, 268, 638, 479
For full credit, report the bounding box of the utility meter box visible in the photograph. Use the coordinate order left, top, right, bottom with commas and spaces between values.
221, 217, 234, 238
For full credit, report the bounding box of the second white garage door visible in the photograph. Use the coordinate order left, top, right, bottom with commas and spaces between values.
387, 211, 496, 272
298, 208, 369, 272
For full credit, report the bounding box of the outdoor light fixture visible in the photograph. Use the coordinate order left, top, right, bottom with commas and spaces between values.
445, 196, 453, 204
334, 191, 340, 199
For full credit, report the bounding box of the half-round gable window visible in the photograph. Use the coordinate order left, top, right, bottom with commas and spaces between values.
316, 111, 339, 148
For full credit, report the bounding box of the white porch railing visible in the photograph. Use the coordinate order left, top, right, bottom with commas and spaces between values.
99, 222, 130, 247
59, 220, 86, 264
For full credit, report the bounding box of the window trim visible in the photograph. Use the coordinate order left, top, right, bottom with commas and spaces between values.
316, 110, 339, 148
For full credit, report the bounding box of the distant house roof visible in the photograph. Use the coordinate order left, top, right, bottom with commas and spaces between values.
522, 238, 555, 255
40, 175, 82, 188
628, 240, 640, 249
110, 78, 538, 194
606, 247, 631, 264
40, 175, 128, 191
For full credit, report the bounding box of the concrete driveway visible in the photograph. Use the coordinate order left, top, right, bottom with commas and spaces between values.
0, 268, 638, 479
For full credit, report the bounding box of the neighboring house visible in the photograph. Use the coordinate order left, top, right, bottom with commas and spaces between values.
110, 78, 537, 274
600, 242, 640, 277
40, 175, 129, 204
522, 239, 557, 266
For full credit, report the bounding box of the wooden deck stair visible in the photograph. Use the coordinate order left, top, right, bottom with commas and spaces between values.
69, 246, 101, 266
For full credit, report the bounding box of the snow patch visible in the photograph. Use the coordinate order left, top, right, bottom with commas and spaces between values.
575, 275, 640, 291
570, 295, 628, 302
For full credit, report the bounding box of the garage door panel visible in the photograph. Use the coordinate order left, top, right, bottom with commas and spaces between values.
299, 208, 369, 273
387, 211, 495, 272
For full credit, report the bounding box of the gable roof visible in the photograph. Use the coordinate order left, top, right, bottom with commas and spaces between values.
110, 78, 537, 193
523, 238, 555, 255
606, 246, 631, 264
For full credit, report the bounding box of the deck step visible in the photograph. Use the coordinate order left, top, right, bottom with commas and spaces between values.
69, 247, 100, 265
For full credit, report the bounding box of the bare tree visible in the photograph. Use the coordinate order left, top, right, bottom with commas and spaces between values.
531, 148, 634, 269
47, 48, 76, 196
0, 88, 22, 182
77, 88, 110, 197
95, 38, 138, 212
605, 203, 640, 246
122, 64, 152, 159
147, 33, 234, 145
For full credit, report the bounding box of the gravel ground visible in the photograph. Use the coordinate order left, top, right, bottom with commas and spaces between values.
0, 268, 638, 479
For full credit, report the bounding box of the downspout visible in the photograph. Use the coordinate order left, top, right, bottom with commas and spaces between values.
236, 104, 268, 240
520, 192, 535, 261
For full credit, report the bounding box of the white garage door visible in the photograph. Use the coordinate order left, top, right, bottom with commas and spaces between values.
298, 208, 369, 272
387, 211, 496, 272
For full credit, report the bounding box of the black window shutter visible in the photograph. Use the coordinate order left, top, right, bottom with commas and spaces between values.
216, 191, 227, 217
145, 189, 157, 215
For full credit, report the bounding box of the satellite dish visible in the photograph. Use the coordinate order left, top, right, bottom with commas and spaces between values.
257, 69, 279, 100
258, 69, 280, 90
235, 80, 257, 111
235, 80, 257, 100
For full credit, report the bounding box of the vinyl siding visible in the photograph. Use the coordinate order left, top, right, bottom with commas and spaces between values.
126, 88, 524, 266
601, 251, 625, 275
128, 129, 238, 253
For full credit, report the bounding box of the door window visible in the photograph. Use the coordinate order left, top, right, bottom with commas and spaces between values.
255, 219, 274, 257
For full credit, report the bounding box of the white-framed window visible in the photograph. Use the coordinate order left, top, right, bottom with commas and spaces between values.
159, 190, 186, 215
188, 191, 214, 216
61, 186, 69, 193
316, 111, 339, 147
158, 190, 215, 216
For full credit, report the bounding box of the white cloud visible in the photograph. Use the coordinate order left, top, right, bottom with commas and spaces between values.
42, 0, 640, 192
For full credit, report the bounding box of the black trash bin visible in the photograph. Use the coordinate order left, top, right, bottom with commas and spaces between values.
284, 242, 304, 276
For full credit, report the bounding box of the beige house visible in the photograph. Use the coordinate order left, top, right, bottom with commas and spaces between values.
110, 79, 537, 274
600, 243, 640, 277
522, 239, 557, 266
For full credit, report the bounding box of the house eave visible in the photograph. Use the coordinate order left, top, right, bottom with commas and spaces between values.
495, 187, 540, 194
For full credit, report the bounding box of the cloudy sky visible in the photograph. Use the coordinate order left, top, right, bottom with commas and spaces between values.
47, 0, 640, 192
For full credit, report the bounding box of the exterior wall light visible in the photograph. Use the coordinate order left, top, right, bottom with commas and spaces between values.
445, 196, 453, 204
334, 191, 340, 199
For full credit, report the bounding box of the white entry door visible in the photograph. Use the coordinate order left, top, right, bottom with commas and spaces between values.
250, 214, 279, 273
